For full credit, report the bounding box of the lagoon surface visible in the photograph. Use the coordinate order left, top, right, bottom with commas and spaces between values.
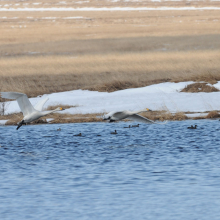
1, 120, 220, 219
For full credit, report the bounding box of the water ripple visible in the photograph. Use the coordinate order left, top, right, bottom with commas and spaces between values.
1, 120, 220, 219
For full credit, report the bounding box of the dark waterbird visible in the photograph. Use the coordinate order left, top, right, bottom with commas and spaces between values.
132, 124, 140, 127
124, 125, 131, 128
187, 125, 197, 129
74, 133, 82, 136
111, 130, 118, 134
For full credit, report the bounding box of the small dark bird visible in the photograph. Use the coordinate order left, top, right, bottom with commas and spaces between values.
124, 125, 131, 128
132, 124, 140, 127
187, 125, 197, 129
111, 130, 117, 134
57, 128, 61, 131
74, 133, 82, 136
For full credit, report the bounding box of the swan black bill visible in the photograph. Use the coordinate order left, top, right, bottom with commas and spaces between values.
16, 120, 24, 130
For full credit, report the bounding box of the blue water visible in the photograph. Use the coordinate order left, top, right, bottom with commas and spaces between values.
1, 120, 220, 220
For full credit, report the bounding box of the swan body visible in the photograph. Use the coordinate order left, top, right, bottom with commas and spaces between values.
0, 92, 63, 130
104, 109, 167, 124
104, 109, 151, 122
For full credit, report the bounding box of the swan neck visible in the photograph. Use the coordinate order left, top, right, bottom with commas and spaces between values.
42, 109, 58, 116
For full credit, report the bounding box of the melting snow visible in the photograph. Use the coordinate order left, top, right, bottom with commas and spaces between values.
3, 82, 220, 116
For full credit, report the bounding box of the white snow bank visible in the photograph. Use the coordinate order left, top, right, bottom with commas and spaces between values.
0, 7, 220, 11
3, 82, 220, 116
46, 118, 54, 122
185, 113, 208, 118
0, 120, 8, 125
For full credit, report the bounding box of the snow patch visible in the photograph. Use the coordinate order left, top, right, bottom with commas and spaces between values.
3, 82, 220, 116
0, 120, 8, 125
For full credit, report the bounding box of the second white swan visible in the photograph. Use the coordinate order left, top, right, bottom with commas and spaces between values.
103, 109, 167, 124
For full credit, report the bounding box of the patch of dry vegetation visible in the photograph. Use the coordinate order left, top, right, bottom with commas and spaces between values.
141, 111, 188, 121
205, 111, 220, 119
0, 110, 189, 125
0, 0, 219, 9
1, 112, 104, 125
0, 51, 220, 96
181, 83, 219, 93
46, 104, 77, 111
48, 113, 103, 124
1, 113, 23, 125
0, 9, 220, 97
3, 109, 220, 125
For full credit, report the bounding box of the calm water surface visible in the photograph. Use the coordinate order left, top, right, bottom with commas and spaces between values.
1, 120, 220, 219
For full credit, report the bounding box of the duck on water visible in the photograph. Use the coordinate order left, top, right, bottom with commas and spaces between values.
187, 125, 197, 129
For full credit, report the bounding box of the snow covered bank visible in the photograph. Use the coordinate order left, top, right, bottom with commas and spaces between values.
3, 82, 220, 117
0, 120, 8, 125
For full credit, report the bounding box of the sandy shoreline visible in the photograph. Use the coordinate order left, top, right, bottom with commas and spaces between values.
1, 7, 220, 11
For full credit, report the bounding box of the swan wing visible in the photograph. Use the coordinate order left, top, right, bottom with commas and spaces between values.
127, 114, 155, 123
34, 97, 49, 111
0, 92, 35, 116
112, 111, 129, 120
128, 114, 168, 124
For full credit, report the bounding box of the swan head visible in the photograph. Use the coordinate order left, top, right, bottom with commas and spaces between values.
103, 115, 111, 120
55, 107, 64, 111
103, 112, 113, 120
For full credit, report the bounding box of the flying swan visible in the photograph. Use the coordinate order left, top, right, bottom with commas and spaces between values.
0, 92, 64, 130
103, 109, 167, 124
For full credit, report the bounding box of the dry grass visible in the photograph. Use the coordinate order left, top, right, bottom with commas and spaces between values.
3, 109, 220, 125
141, 111, 188, 121
0, 3, 220, 99
181, 83, 219, 93
0, 0, 219, 9
48, 113, 103, 124
0, 110, 190, 125
205, 111, 220, 119
1, 113, 23, 125
1, 112, 104, 125
46, 104, 77, 111
0, 50, 220, 96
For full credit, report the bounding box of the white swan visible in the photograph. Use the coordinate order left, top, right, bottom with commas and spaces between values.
103, 109, 167, 124
0, 92, 64, 130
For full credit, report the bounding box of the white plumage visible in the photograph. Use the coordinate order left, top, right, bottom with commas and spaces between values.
1, 92, 63, 130
103, 109, 167, 124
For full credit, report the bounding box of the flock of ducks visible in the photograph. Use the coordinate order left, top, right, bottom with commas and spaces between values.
57, 124, 141, 136
110, 124, 140, 135
58, 122, 197, 137
0, 92, 197, 131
